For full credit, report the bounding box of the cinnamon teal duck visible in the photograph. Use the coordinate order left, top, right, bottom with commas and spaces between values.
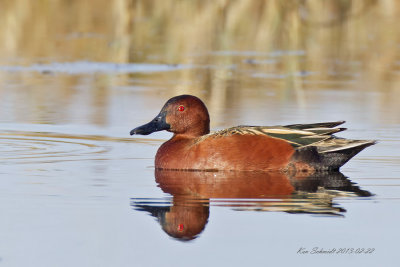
130, 95, 375, 172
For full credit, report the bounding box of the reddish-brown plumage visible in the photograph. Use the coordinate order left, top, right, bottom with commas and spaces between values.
131, 94, 374, 171
153, 95, 296, 171
131, 95, 302, 171
155, 133, 295, 171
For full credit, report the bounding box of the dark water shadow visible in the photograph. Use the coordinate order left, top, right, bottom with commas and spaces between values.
131, 169, 372, 241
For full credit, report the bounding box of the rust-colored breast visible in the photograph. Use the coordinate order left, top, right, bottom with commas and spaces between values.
155, 133, 295, 171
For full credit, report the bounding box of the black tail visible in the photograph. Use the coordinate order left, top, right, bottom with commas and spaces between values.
318, 140, 376, 170
293, 140, 376, 171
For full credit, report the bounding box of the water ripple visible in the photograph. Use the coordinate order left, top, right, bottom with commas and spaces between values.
0, 133, 106, 164
0, 130, 157, 164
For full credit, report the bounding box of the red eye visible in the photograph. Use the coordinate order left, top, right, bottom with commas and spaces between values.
178, 105, 185, 112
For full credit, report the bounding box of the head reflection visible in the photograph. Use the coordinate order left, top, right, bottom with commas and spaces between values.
134, 196, 209, 241
132, 170, 372, 241
159, 197, 209, 241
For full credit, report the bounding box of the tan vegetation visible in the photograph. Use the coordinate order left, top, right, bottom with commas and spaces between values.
0, 0, 399, 124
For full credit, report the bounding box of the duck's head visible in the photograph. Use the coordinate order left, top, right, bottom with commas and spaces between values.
130, 95, 210, 137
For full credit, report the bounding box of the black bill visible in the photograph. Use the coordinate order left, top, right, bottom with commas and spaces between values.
130, 111, 170, 135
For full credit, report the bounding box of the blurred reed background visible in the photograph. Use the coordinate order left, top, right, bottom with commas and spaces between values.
0, 0, 399, 126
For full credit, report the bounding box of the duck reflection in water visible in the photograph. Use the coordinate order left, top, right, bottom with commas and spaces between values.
132, 169, 372, 241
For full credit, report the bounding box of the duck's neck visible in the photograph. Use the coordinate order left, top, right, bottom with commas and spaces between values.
172, 121, 210, 139
189, 125, 210, 137
172, 131, 207, 140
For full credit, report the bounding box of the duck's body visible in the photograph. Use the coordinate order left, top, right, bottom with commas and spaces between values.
155, 128, 294, 171
131, 95, 375, 172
